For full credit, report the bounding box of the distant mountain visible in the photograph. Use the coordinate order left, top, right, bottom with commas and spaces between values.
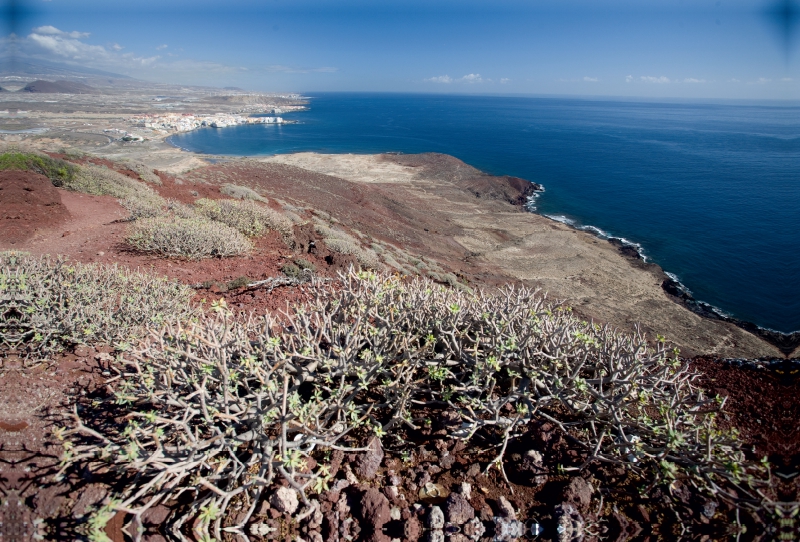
20, 80, 98, 94
0, 57, 131, 81
223, 86, 245, 91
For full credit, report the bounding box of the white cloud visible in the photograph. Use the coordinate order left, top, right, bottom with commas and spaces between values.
28, 32, 110, 61
32, 26, 89, 39
583, 76, 599, 82
641, 75, 670, 84
460, 73, 485, 83
425, 73, 486, 84
625, 75, 634, 83
781, 77, 793, 82
12, 24, 336, 84
728, 78, 741, 83
683, 78, 705, 83
156, 44, 168, 50
754, 77, 771, 84
500, 78, 511, 84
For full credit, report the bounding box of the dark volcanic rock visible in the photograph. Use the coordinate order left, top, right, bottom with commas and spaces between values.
444, 493, 475, 525
354, 436, 384, 480
561, 477, 593, 514
359, 488, 391, 542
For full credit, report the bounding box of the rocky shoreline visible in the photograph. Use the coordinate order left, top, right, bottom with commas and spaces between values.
661, 276, 800, 356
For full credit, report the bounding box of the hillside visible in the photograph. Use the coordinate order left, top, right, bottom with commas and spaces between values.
0, 149, 794, 541
20, 79, 98, 94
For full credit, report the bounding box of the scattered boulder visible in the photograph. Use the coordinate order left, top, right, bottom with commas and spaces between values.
444, 493, 474, 525
269, 486, 299, 515
354, 436, 384, 480
359, 488, 391, 542
497, 496, 516, 520
562, 477, 593, 513
427, 505, 445, 530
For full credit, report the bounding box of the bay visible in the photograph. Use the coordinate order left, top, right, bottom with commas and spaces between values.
170, 93, 800, 333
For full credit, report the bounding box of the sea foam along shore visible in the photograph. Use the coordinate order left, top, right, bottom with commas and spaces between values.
542, 213, 649, 262
533, 209, 800, 356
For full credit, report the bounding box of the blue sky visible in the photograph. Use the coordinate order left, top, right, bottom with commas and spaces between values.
3, 0, 799, 99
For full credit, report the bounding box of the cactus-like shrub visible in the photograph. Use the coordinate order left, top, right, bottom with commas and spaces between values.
127, 216, 252, 259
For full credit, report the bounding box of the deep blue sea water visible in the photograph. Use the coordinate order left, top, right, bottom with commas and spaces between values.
169, 93, 800, 333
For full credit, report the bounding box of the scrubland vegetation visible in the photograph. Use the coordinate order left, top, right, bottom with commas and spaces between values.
0, 150, 780, 539
2, 255, 759, 538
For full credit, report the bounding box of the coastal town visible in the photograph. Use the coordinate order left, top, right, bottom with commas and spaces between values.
127, 111, 290, 135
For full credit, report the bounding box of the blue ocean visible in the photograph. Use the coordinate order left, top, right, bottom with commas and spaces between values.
169, 93, 800, 334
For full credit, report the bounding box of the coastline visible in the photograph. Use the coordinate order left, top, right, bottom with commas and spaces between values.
163, 129, 799, 358
200, 150, 789, 359
11, 115, 791, 358
527, 205, 800, 356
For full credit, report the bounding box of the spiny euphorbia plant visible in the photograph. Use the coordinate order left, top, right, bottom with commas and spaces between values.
58, 269, 769, 541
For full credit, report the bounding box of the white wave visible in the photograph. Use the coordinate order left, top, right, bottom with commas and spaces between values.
544, 214, 576, 226
525, 192, 542, 211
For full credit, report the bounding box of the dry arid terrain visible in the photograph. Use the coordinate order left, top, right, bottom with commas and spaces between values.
0, 86, 798, 542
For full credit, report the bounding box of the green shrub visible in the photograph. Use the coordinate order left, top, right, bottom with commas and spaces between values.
295, 258, 315, 272
121, 195, 166, 220
220, 183, 265, 202
226, 276, 252, 289
128, 162, 162, 186
0, 151, 78, 185
62, 269, 766, 529
0, 251, 194, 355
325, 239, 381, 269
280, 263, 301, 278
194, 198, 294, 243
65, 164, 152, 199
127, 216, 252, 259
166, 199, 198, 219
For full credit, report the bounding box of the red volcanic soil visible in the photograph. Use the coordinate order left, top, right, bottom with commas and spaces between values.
692, 358, 800, 487
0, 170, 71, 245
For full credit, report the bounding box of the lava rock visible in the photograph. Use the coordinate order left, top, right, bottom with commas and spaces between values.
701, 500, 718, 518
562, 477, 593, 514
497, 496, 516, 520
404, 515, 422, 540
445, 493, 475, 525
519, 449, 548, 484
440, 456, 455, 469
270, 487, 299, 515
427, 506, 445, 529
355, 437, 384, 480
360, 488, 392, 542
